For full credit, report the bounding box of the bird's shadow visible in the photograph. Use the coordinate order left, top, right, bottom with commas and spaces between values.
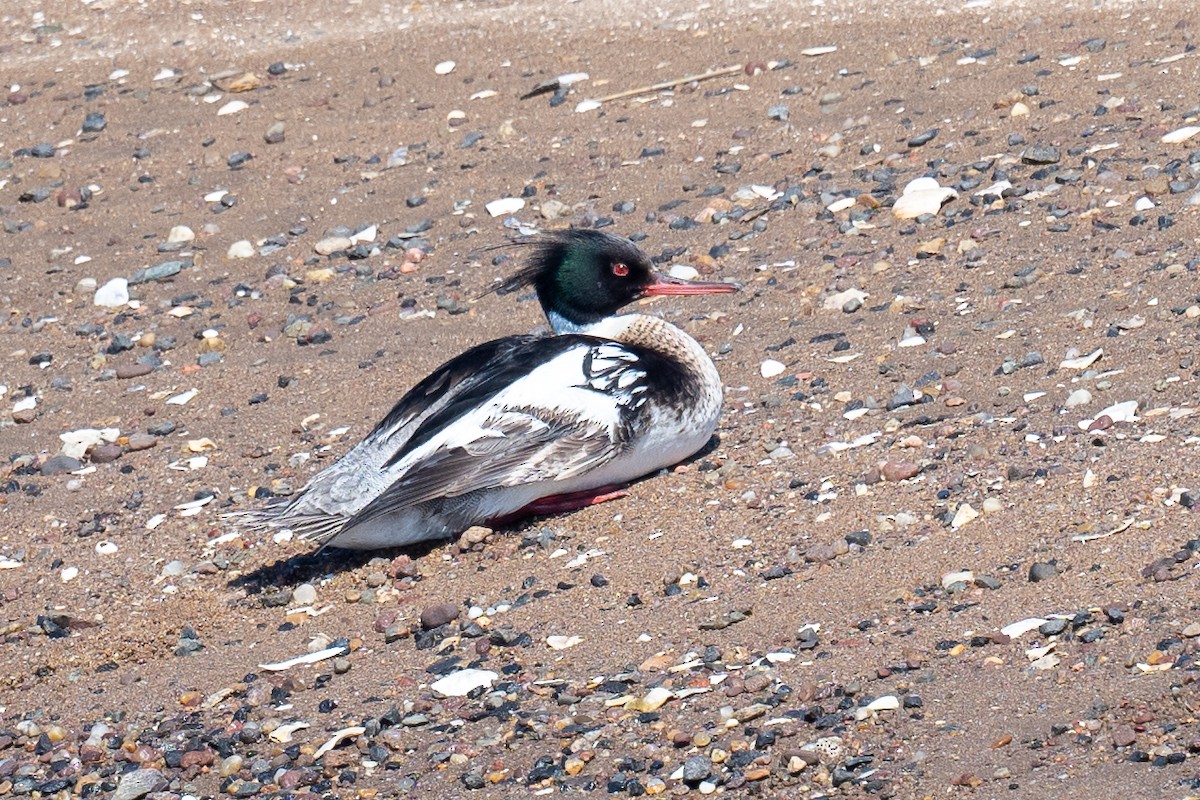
227, 433, 722, 592
226, 538, 444, 594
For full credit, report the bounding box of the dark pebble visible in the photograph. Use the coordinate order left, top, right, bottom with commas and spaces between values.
907, 128, 939, 147
1028, 561, 1058, 583
82, 111, 107, 133
40, 455, 83, 476
1021, 144, 1061, 164
681, 756, 710, 783
227, 151, 253, 169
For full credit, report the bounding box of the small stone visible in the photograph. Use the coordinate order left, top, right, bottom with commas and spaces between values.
1112, 725, 1137, 748
315, 236, 352, 256
227, 240, 255, 259
82, 111, 107, 133
219, 755, 244, 777
881, 460, 920, 481
1065, 388, 1092, 408
227, 151, 253, 169
907, 128, 938, 147
1021, 144, 1061, 164
292, 583, 317, 605
113, 769, 166, 800
89, 443, 123, 464
41, 455, 83, 476
539, 199, 570, 220
1181, 622, 1200, 638
682, 756, 710, 783
1028, 562, 1058, 583
420, 602, 459, 629
167, 225, 195, 243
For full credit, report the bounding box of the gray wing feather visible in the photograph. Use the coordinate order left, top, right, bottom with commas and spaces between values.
340, 412, 620, 532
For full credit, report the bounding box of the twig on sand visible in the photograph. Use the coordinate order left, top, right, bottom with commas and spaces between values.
593, 64, 748, 105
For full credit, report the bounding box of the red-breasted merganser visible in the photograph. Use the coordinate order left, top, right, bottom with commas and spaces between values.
251, 229, 737, 550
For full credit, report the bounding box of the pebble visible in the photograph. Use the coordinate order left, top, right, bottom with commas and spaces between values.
1021, 144, 1061, 164
539, 199, 570, 219
907, 127, 938, 147
82, 111, 107, 133
89, 443, 123, 464
227, 240, 255, 258
41, 455, 83, 476
226, 151, 253, 169
126, 433, 157, 451
420, 602, 459, 629
682, 755, 710, 782
760, 359, 785, 378
1028, 562, 1058, 583
1112, 726, 1137, 747
167, 225, 195, 243
881, 460, 919, 481
113, 769, 166, 800
315, 236, 352, 255
292, 583, 317, 605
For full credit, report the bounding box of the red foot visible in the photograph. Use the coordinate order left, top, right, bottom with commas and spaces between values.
487, 485, 628, 527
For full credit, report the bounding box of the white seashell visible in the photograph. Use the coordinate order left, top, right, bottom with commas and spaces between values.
1001, 618, 1048, 638
893, 177, 957, 219
430, 668, 498, 697
217, 100, 249, 116
951, 503, 978, 529
485, 197, 525, 217
760, 359, 785, 379
546, 635, 583, 650
1162, 126, 1200, 144
94, 277, 130, 308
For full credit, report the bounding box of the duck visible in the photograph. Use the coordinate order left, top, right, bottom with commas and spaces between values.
249, 229, 738, 550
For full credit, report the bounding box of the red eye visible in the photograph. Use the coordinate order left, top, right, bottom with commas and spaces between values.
612, 263, 629, 277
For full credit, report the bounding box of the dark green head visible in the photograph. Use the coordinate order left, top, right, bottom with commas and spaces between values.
500, 230, 736, 332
